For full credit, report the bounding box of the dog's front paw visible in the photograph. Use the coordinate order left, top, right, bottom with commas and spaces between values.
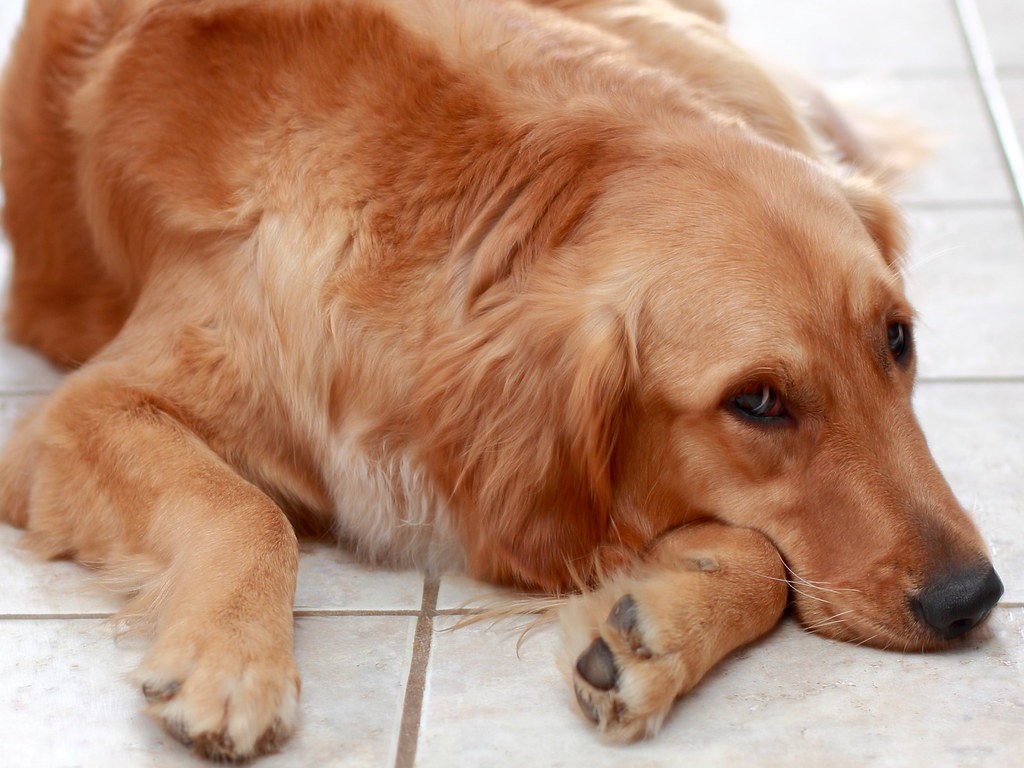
563, 591, 695, 742
135, 624, 299, 761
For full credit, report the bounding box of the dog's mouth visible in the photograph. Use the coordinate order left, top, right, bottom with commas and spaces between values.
789, 561, 1004, 651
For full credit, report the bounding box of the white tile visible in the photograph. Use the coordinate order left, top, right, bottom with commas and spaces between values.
726, 0, 969, 75
296, 541, 424, 612
436, 572, 520, 612
904, 208, 1024, 377
976, 0, 1024, 71
835, 77, 1016, 204
0, 525, 124, 617
915, 383, 1024, 603
1000, 75, 1024, 154
0, 616, 414, 767
0, 527, 425, 617
0, 1, 21, 62
0, 336, 63, 394
419, 610, 1024, 767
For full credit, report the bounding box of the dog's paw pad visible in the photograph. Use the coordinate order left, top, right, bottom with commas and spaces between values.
568, 591, 681, 740
576, 637, 618, 691
607, 594, 653, 659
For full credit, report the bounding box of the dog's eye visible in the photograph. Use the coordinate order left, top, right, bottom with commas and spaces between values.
887, 322, 911, 363
732, 385, 787, 422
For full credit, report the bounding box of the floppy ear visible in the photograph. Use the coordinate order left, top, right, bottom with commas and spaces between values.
840, 175, 907, 271
415, 301, 633, 591
452, 126, 621, 311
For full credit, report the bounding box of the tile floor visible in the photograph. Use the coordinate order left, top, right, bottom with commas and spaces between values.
0, 1, 1022, 766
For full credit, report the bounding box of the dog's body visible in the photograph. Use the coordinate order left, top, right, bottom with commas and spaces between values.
0, 0, 1003, 760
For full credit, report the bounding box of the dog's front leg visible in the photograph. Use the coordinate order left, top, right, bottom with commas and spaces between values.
560, 522, 786, 740
0, 371, 300, 761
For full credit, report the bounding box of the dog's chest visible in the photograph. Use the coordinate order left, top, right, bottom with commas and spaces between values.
323, 421, 464, 571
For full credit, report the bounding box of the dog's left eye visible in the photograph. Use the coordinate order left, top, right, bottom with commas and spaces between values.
887, 322, 911, 363
732, 385, 787, 422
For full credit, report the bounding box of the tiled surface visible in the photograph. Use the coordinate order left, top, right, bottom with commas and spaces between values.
726, 0, 971, 75
1002, 76, 1024, 143
0, 617, 416, 767
977, 0, 1024, 71
915, 384, 1024, 604
0, 2, 1022, 767
422, 611, 1024, 768
905, 208, 1024, 377
840, 77, 1016, 204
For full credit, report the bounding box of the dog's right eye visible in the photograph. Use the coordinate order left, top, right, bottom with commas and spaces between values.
731, 385, 787, 422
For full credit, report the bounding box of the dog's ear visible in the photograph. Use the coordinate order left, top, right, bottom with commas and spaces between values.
415, 299, 633, 591
453, 127, 620, 311
840, 175, 907, 271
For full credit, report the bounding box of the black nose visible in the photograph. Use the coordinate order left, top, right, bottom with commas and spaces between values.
912, 564, 1004, 640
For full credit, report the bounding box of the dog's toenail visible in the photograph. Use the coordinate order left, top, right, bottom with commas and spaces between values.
164, 718, 193, 747
574, 682, 600, 724
142, 680, 181, 704
607, 595, 638, 634
576, 637, 618, 691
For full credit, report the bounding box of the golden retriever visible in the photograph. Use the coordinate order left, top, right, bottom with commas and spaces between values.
0, 0, 1003, 760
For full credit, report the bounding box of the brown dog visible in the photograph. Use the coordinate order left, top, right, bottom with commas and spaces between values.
0, 0, 1002, 760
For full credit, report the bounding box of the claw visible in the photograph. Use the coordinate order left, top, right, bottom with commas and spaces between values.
142, 680, 181, 704
574, 683, 600, 724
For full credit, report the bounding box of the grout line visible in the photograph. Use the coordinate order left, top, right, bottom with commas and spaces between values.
917, 376, 1024, 384
394, 576, 439, 768
899, 200, 1017, 210
952, 0, 1024, 217
294, 608, 420, 617
0, 613, 112, 620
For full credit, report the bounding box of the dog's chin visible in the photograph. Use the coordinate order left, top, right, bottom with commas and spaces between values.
791, 599, 995, 652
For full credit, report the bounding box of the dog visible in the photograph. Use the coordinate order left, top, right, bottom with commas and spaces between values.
0, 0, 1004, 760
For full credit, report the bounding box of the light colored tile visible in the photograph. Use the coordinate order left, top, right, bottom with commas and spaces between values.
0, 525, 124, 617
726, 0, 969, 75
0, 336, 63, 394
0, 615, 414, 767
0, 1, 21, 61
836, 77, 1015, 204
915, 383, 1024, 603
903, 207, 1024, 377
1001, 75, 1024, 154
976, 0, 1024, 71
295, 541, 424, 612
0, 527, 425, 617
419, 610, 1024, 767
436, 572, 520, 612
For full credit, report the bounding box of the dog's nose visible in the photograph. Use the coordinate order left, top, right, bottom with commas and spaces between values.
912, 564, 1004, 640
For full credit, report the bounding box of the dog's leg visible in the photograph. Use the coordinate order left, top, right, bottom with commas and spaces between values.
561, 522, 786, 740
0, 370, 300, 761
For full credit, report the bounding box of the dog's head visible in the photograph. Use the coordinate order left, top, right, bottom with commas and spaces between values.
579, 133, 1003, 650
420, 122, 1001, 650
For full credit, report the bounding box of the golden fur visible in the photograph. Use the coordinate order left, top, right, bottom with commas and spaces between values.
0, 0, 1001, 759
